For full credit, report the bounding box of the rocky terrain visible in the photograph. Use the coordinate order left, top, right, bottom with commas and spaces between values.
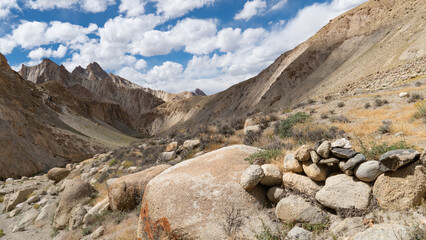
0, 0, 425, 239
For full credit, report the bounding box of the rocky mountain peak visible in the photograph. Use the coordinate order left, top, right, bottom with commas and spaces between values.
193, 88, 206, 96
0, 53, 10, 70
86, 62, 109, 80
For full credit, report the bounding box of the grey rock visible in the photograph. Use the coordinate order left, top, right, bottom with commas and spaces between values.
343, 154, 366, 171
331, 138, 352, 149
159, 151, 176, 161
3, 187, 36, 212
329, 217, 364, 238
26, 194, 40, 204
317, 140, 331, 158
318, 158, 339, 165
69, 205, 87, 230
276, 195, 327, 224
302, 161, 329, 181
47, 168, 70, 183
331, 148, 357, 159
282, 172, 322, 197
310, 151, 321, 163
352, 224, 409, 240
240, 165, 264, 191
379, 149, 420, 171
286, 226, 313, 240
354, 161, 387, 182
183, 139, 200, 150
267, 187, 285, 203
12, 224, 25, 232
338, 161, 353, 176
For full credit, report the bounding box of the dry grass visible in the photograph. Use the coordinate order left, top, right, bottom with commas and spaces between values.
92, 182, 108, 205
104, 213, 138, 238
228, 135, 243, 145
204, 142, 223, 152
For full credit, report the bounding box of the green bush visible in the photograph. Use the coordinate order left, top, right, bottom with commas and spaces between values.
255, 221, 285, 240
246, 149, 282, 164
0, 229, 4, 238
108, 159, 117, 166
358, 140, 415, 159
277, 112, 310, 138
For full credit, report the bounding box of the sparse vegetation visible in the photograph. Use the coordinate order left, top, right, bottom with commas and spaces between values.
255, 221, 284, 240
337, 102, 345, 108
0, 195, 4, 203
329, 115, 350, 123
408, 93, 424, 103
121, 160, 133, 168
246, 149, 282, 164
33, 203, 40, 210
321, 113, 328, 119
412, 101, 426, 120
222, 206, 243, 237
357, 139, 415, 159
109, 159, 117, 166
277, 112, 310, 138
0, 229, 4, 238
82, 227, 93, 236
301, 223, 328, 234
374, 99, 389, 107
364, 102, 371, 109
377, 120, 392, 134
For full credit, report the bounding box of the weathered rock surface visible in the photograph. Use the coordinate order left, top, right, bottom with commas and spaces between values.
295, 145, 312, 162
240, 165, 265, 191
329, 217, 364, 239
379, 149, 420, 171
315, 174, 371, 210
267, 187, 285, 203
302, 161, 329, 181
354, 161, 387, 182
275, 195, 327, 224
282, 172, 322, 196
244, 125, 261, 135
317, 140, 331, 158
165, 141, 178, 152
286, 226, 313, 240
84, 197, 110, 223
137, 145, 278, 240
107, 164, 171, 211
331, 148, 357, 159
310, 151, 321, 163
331, 138, 352, 149
53, 179, 95, 230
318, 158, 339, 165
343, 154, 366, 171
47, 168, 70, 183
351, 224, 409, 240
373, 164, 426, 210
183, 139, 200, 150
69, 204, 86, 230
260, 164, 282, 186
283, 153, 303, 173
3, 187, 36, 212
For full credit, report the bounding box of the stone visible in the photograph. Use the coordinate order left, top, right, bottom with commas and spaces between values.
137, 145, 279, 240
53, 179, 95, 230
421, 149, 426, 167
310, 151, 321, 163
315, 174, 371, 210
267, 187, 285, 203
244, 125, 262, 135
165, 141, 178, 152
354, 161, 387, 182
89, 167, 98, 176
399, 92, 408, 97
3, 187, 36, 212
83, 226, 105, 239
343, 154, 366, 171
26, 194, 40, 204
107, 164, 171, 211
275, 195, 327, 224
329, 217, 364, 238
286, 226, 313, 240
84, 198, 110, 223
19, 208, 39, 226
318, 158, 339, 165
316, 140, 331, 158
373, 164, 426, 210
351, 224, 409, 240
66, 164, 73, 171
183, 139, 200, 150
159, 151, 176, 161
282, 172, 322, 196
302, 161, 329, 181
12, 224, 25, 232
69, 204, 87, 230
295, 145, 312, 162
379, 149, 420, 171
253, 158, 266, 166
331, 138, 352, 149
81, 173, 90, 181
283, 154, 303, 173
240, 165, 264, 191
331, 148, 357, 159
338, 161, 353, 175
260, 164, 282, 186
6, 178, 13, 183
244, 118, 256, 128
35, 203, 56, 224
47, 167, 70, 183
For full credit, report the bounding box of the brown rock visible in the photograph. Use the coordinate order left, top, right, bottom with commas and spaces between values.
302, 161, 329, 181
260, 164, 282, 186
283, 154, 303, 173
295, 145, 312, 162
3, 187, 36, 212
47, 167, 70, 183
282, 172, 322, 197
165, 142, 178, 152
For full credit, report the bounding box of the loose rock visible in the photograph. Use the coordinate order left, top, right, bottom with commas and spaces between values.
276, 194, 327, 224
354, 161, 387, 182
317, 140, 331, 158
310, 151, 321, 163
267, 187, 285, 203
302, 161, 329, 181
295, 145, 312, 162
282, 172, 322, 196
240, 164, 265, 191
260, 164, 283, 186
286, 226, 313, 240
283, 154, 303, 173
379, 149, 420, 171
343, 154, 366, 171
331, 138, 352, 149
331, 148, 357, 159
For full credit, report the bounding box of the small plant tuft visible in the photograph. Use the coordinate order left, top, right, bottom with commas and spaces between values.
277, 112, 310, 138
364, 102, 371, 109
337, 102, 345, 108
246, 149, 282, 164
377, 120, 392, 134
222, 206, 243, 237
0, 229, 4, 238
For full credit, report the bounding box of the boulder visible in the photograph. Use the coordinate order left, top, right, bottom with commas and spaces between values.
69, 204, 87, 230
137, 145, 278, 240
3, 187, 36, 212
310, 151, 321, 163
47, 168, 70, 183
354, 161, 387, 182
244, 125, 262, 135
331, 148, 357, 159
275, 195, 327, 224
316, 140, 331, 158
107, 164, 171, 211
244, 118, 256, 128
282, 172, 322, 196
351, 224, 409, 240
53, 179, 95, 230
295, 145, 312, 162
286, 226, 313, 240
159, 151, 176, 161
267, 187, 285, 203
343, 154, 366, 171
302, 161, 329, 181
240, 165, 264, 191
83, 197, 110, 223
331, 138, 352, 149
315, 174, 371, 210
329, 217, 364, 239
260, 164, 282, 186
399, 92, 408, 98
183, 139, 200, 150
379, 149, 420, 171
338, 161, 353, 176
373, 164, 426, 210
26, 194, 40, 204
35, 203, 56, 225
82, 226, 105, 240
283, 154, 303, 173
166, 141, 178, 152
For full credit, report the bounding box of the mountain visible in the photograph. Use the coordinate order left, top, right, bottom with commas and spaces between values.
141, 0, 426, 134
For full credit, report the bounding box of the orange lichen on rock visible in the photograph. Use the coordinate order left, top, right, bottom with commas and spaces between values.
138, 201, 179, 240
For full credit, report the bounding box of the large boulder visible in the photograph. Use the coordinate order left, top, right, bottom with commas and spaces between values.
373, 164, 426, 210
316, 174, 371, 210
2, 187, 36, 212
107, 164, 171, 211
282, 172, 322, 196
354, 161, 387, 182
302, 161, 329, 181
53, 179, 95, 230
379, 149, 420, 171
260, 164, 282, 186
275, 194, 327, 224
47, 167, 70, 183
240, 165, 264, 191
137, 145, 278, 240
283, 154, 303, 173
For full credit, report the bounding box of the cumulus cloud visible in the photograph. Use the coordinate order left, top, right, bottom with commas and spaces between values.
28, 45, 67, 59
0, 0, 20, 19
26, 0, 115, 13
119, 0, 145, 17
235, 0, 267, 21
152, 0, 215, 19
270, 0, 287, 11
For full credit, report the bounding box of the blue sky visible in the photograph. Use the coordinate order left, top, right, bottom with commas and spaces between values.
0, 0, 366, 94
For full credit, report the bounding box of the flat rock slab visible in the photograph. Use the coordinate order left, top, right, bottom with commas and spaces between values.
379, 149, 420, 171
331, 148, 357, 159
315, 174, 371, 210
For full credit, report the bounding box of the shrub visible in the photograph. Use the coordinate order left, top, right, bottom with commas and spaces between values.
329, 109, 335, 114
0, 195, 4, 203
309, 109, 316, 114
330, 115, 350, 123
82, 227, 93, 236
320, 113, 328, 119
337, 102, 345, 108
33, 204, 40, 210
246, 149, 282, 164
375, 99, 388, 107
364, 102, 371, 109
222, 206, 243, 237
415, 81, 422, 87
108, 159, 117, 166
230, 118, 244, 130
255, 221, 285, 240
0, 229, 4, 237
377, 121, 392, 134
358, 140, 415, 159
243, 131, 261, 145
408, 93, 424, 103
413, 101, 426, 120
290, 125, 345, 143
277, 112, 310, 138
307, 99, 316, 104
121, 160, 133, 168
301, 223, 328, 234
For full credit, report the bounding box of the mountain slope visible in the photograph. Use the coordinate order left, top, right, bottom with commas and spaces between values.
141, 0, 426, 134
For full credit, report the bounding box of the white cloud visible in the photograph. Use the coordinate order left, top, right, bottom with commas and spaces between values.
152, 0, 215, 19
235, 0, 267, 21
26, 0, 115, 13
0, 0, 20, 19
269, 0, 287, 11
119, 0, 145, 17
28, 45, 67, 59
134, 59, 147, 70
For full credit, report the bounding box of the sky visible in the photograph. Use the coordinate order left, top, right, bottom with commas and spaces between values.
0, 0, 367, 94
